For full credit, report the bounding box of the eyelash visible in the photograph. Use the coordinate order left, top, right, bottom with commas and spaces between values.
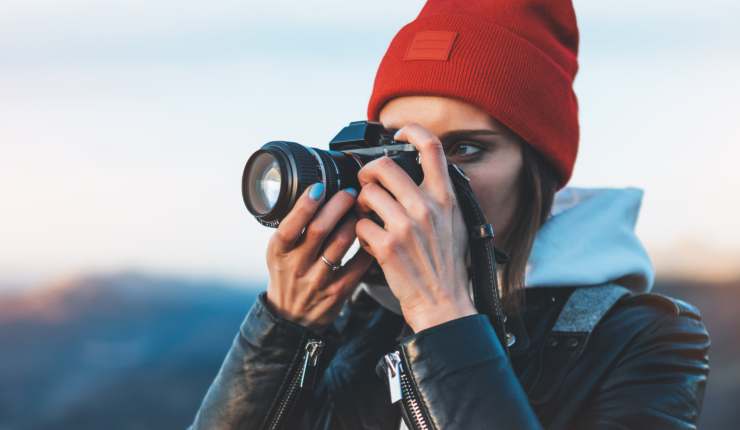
446, 141, 485, 159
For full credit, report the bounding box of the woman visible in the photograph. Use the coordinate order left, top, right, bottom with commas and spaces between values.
190, 1, 709, 429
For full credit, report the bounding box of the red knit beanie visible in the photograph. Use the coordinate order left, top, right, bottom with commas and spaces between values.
367, 0, 580, 189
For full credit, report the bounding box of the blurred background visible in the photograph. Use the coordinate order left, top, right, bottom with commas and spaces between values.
1, 0, 738, 428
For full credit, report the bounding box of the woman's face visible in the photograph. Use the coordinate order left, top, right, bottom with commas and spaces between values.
379, 95, 523, 244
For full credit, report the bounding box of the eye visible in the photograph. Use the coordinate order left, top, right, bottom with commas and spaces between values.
447, 142, 483, 158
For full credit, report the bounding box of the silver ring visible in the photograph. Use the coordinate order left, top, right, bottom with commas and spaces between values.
320, 255, 341, 272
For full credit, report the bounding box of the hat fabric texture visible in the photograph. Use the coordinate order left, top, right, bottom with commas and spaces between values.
367, 0, 580, 189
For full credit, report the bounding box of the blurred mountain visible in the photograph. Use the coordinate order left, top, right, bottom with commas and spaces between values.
0, 271, 259, 430
0, 272, 737, 429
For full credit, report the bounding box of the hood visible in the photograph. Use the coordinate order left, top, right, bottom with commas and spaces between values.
525, 186, 654, 293
361, 186, 655, 315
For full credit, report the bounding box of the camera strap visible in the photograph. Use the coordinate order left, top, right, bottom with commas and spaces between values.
448, 164, 511, 357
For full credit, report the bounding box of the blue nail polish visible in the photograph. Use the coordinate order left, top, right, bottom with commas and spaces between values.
309, 183, 325, 201
344, 187, 358, 197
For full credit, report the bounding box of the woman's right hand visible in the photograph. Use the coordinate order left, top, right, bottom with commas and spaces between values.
265, 183, 374, 332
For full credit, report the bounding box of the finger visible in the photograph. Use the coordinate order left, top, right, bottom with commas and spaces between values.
394, 124, 452, 200
310, 249, 374, 315
355, 217, 390, 261
270, 183, 325, 254
355, 183, 408, 230
330, 248, 374, 295
357, 156, 425, 213
297, 187, 358, 259
306, 215, 358, 285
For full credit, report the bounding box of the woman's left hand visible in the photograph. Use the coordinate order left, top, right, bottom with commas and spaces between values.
355, 123, 477, 332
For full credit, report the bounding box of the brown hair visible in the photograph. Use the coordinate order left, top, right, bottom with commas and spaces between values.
497, 142, 560, 314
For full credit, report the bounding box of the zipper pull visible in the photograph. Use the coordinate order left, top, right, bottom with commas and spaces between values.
384, 350, 403, 404
299, 339, 324, 389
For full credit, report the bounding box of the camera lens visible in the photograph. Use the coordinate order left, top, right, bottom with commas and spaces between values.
242, 139, 367, 227
241, 122, 414, 227
246, 152, 282, 214
243, 141, 321, 226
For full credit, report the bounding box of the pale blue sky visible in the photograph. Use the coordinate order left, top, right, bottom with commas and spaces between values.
2, 0, 739, 286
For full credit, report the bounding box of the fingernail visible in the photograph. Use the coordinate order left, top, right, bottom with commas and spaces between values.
393, 129, 402, 140
344, 187, 357, 197
309, 183, 324, 201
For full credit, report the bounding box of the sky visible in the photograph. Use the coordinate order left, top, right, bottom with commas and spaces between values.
1, 0, 739, 287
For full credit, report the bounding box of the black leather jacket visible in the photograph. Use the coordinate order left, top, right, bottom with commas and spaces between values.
189, 286, 710, 429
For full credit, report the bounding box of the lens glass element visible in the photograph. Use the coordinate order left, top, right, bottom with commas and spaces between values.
248, 153, 282, 214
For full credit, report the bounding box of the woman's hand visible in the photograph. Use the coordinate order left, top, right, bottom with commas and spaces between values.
265, 184, 374, 332
355, 123, 477, 332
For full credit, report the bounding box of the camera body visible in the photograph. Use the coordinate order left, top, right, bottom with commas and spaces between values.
242, 121, 423, 227
329, 120, 403, 152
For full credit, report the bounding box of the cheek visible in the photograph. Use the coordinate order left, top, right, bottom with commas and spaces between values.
463, 150, 522, 234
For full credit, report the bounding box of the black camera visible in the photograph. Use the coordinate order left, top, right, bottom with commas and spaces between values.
241, 121, 424, 227
241, 121, 511, 345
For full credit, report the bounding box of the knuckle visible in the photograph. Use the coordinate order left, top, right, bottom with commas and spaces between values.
403, 122, 420, 133
335, 229, 355, 248
377, 156, 394, 169
395, 217, 413, 238
419, 137, 442, 151
378, 235, 398, 258
411, 201, 431, 220
355, 218, 373, 236
438, 191, 456, 209
265, 250, 273, 266
306, 271, 325, 288
271, 230, 290, 247
329, 237, 351, 255
295, 202, 314, 219
291, 265, 307, 279
356, 188, 369, 207
331, 196, 354, 214
324, 283, 344, 298
359, 158, 383, 177
364, 182, 379, 192
339, 191, 356, 206
306, 223, 328, 240
357, 183, 377, 203
357, 165, 370, 182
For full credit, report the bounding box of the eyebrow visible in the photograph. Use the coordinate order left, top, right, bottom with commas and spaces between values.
438, 129, 500, 146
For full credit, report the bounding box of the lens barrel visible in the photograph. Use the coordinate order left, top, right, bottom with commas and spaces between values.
241, 121, 423, 227
242, 141, 362, 227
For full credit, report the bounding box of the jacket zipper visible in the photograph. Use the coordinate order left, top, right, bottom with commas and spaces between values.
266, 338, 324, 430
384, 350, 432, 430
